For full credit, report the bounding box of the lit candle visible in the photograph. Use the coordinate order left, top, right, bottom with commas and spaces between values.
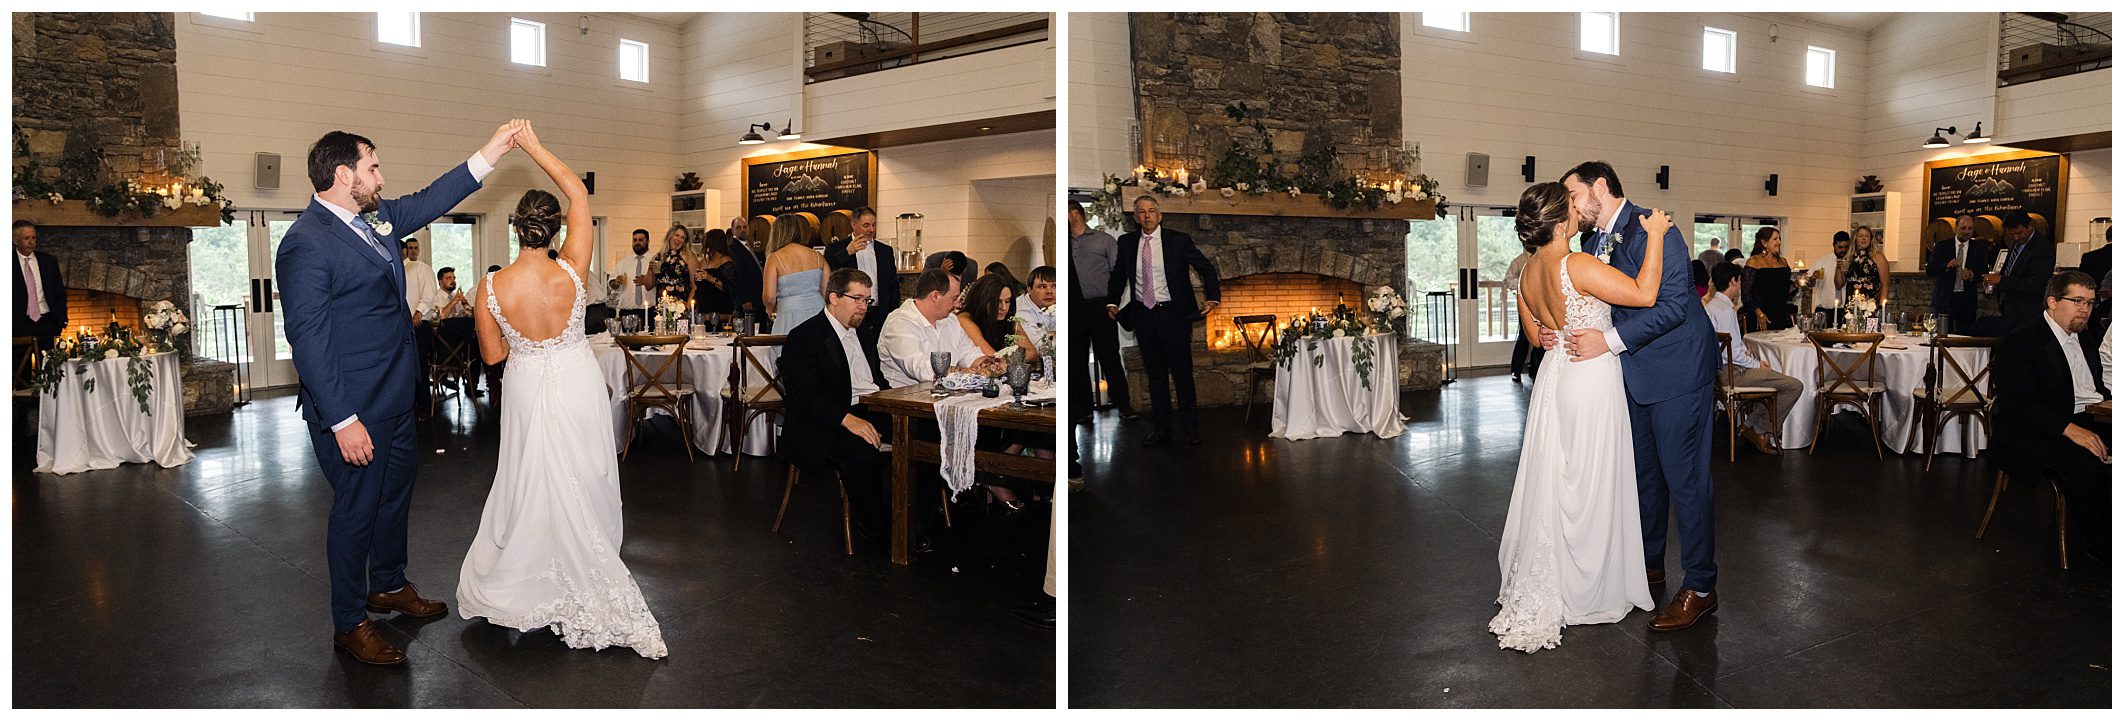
172, 182, 184, 196
1133, 165, 1148, 183
1176, 168, 1189, 187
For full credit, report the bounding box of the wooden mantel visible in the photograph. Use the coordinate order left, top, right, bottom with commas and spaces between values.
12, 200, 225, 228
1152, 192, 1437, 221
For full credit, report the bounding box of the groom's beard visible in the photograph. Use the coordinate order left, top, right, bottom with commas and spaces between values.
351, 181, 381, 213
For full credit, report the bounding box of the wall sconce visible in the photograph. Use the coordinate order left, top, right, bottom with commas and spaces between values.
1655, 165, 1671, 191
776, 120, 802, 141
1964, 122, 1990, 144
739, 122, 771, 145
1520, 155, 1536, 183
1764, 173, 1779, 197
1922, 126, 1958, 149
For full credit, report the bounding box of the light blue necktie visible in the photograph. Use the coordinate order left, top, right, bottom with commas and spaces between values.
348, 215, 394, 262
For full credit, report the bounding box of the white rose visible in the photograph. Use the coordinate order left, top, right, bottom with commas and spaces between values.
104, 349, 118, 359
1331, 329, 1345, 338
162, 196, 181, 210
1236, 182, 1251, 192
146, 314, 166, 330
1287, 187, 1301, 197
170, 322, 188, 335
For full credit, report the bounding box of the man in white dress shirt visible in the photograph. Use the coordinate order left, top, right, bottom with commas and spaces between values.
878, 269, 998, 387
825, 207, 899, 346
401, 237, 443, 320
612, 229, 655, 327
1014, 265, 1057, 347
1703, 263, 1802, 455
1809, 232, 1851, 325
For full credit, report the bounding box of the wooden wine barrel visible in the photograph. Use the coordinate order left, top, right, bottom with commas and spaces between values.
789, 211, 821, 246
1974, 214, 2003, 240
821, 209, 855, 245
2029, 212, 2052, 241
1920, 217, 1956, 254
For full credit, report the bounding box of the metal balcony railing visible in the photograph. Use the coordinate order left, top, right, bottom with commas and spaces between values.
803, 12, 1047, 83
1998, 12, 2111, 87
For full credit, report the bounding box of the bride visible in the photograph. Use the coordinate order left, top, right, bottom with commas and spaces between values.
1489, 181, 1670, 653
458, 119, 666, 658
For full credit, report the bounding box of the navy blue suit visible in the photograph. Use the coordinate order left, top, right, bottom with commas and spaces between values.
275, 163, 482, 633
727, 235, 767, 326
1926, 236, 1993, 334
1591, 201, 1720, 591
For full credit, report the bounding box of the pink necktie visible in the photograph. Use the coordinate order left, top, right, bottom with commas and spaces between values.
23, 258, 41, 322
1140, 235, 1157, 309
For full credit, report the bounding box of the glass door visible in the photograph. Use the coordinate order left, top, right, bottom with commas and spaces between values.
189, 210, 302, 390
1405, 206, 1520, 371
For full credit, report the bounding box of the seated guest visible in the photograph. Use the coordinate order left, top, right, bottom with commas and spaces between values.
779, 268, 893, 539
1703, 263, 1803, 455
958, 273, 1039, 360
1015, 265, 1058, 350
878, 269, 997, 388
1993, 271, 2110, 562
1741, 227, 1795, 331
433, 267, 481, 395
925, 250, 978, 290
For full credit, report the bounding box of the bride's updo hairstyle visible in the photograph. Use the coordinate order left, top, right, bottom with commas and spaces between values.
1516, 182, 1572, 254
510, 189, 563, 260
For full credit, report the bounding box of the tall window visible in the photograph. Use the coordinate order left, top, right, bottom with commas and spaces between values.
1806, 46, 1837, 88
201, 11, 253, 21
1422, 13, 1470, 32
619, 39, 650, 82
377, 12, 419, 47
511, 18, 547, 67
1702, 27, 1736, 73
427, 218, 479, 290
1580, 12, 1619, 55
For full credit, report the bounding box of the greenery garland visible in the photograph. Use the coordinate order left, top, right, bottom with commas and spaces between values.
1273, 313, 1381, 390
13, 128, 238, 225
31, 322, 164, 415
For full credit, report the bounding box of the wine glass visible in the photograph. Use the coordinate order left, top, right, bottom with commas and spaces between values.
929, 351, 952, 382
1923, 313, 1939, 338
1007, 360, 1032, 405
620, 315, 641, 335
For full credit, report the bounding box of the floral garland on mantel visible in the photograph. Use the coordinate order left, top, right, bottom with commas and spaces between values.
13, 130, 238, 225
1089, 103, 1449, 228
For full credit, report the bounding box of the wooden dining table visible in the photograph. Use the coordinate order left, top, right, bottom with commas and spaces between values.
861, 381, 1056, 565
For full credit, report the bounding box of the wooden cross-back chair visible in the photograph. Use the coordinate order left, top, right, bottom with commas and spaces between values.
427, 323, 479, 417
1804, 331, 1887, 457
616, 334, 696, 462
723, 334, 787, 471
1906, 335, 2001, 471
1713, 332, 1783, 461
1234, 314, 1279, 424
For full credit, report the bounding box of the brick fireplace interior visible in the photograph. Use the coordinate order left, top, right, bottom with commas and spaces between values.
1210, 273, 1364, 353
64, 288, 144, 335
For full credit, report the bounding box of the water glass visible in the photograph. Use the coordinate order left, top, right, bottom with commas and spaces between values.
929, 351, 952, 380
620, 315, 641, 334
603, 318, 617, 336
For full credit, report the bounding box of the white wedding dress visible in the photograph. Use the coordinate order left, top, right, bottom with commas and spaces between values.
457, 257, 667, 659
1489, 254, 1654, 653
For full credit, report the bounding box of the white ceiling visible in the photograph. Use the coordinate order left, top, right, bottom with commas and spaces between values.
617, 13, 694, 29
1773, 13, 1900, 34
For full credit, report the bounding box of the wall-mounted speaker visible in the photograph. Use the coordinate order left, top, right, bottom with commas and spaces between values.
255, 153, 280, 190
583, 171, 596, 196
1466, 153, 1489, 187
1765, 173, 1780, 197
1656, 165, 1671, 191
1521, 156, 1536, 183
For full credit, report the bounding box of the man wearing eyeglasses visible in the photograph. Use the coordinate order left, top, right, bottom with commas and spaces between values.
779, 268, 899, 544
1994, 270, 2110, 563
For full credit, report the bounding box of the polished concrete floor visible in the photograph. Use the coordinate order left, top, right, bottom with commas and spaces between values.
1070, 371, 2111, 708
14, 391, 1053, 708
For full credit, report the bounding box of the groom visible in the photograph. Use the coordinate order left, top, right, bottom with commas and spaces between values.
1542, 161, 1721, 631
278, 124, 518, 664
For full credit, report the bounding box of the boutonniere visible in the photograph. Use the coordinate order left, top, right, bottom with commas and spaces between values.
362, 212, 393, 237
1596, 232, 1616, 265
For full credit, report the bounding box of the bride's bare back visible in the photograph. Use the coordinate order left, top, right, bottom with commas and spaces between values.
471, 119, 594, 364
485, 259, 580, 342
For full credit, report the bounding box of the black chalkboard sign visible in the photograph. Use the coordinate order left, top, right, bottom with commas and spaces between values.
741, 148, 877, 218
1924, 150, 2068, 228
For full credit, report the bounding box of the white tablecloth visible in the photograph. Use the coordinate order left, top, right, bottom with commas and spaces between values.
590, 334, 777, 456
35, 351, 195, 475
1271, 333, 1406, 440
1743, 330, 1992, 455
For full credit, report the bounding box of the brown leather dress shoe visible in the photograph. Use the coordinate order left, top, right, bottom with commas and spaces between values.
333, 620, 407, 665
367, 583, 447, 619
1650, 588, 1718, 631
1743, 429, 1781, 456
1647, 568, 1666, 585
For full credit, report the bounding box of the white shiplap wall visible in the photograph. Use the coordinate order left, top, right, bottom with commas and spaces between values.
1067, 12, 1135, 189
176, 12, 685, 274
806, 36, 1055, 140
1400, 12, 1874, 263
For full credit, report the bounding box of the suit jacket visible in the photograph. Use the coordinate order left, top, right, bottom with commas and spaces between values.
275, 163, 481, 428
823, 237, 900, 321
1995, 232, 2057, 322
1926, 236, 1994, 310
1586, 201, 1717, 405
1106, 228, 1220, 331
726, 235, 765, 317
2078, 243, 2110, 285
13, 250, 66, 338
778, 311, 886, 468
1992, 316, 2109, 482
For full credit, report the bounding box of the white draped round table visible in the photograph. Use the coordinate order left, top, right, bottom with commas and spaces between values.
589, 334, 778, 456
35, 351, 195, 475
1742, 329, 1992, 454
1271, 332, 1406, 440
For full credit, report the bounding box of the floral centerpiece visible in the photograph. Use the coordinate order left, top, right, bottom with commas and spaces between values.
30, 322, 159, 415
655, 293, 686, 334
1365, 285, 1409, 335
143, 301, 191, 352
1273, 311, 1381, 390
1846, 295, 1880, 333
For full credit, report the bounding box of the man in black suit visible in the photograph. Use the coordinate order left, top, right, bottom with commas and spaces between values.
779, 267, 893, 538
1927, 214, 1994, 334
1105, 195, 1221, 447
823, 206, 899, 346
14, 220, 67, 381
1993, 271, 2109, 561
726, 216, 767, 328
2079, 227, 2110, 330
1984, 210, 2056, 331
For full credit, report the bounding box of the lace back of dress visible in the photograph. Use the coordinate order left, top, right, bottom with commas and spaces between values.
484, 258, 589, 357
1557, 254, 1613, 332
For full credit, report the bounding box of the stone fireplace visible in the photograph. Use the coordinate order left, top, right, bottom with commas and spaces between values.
14, 12, 234, 415
1112, 12, 1444, 410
